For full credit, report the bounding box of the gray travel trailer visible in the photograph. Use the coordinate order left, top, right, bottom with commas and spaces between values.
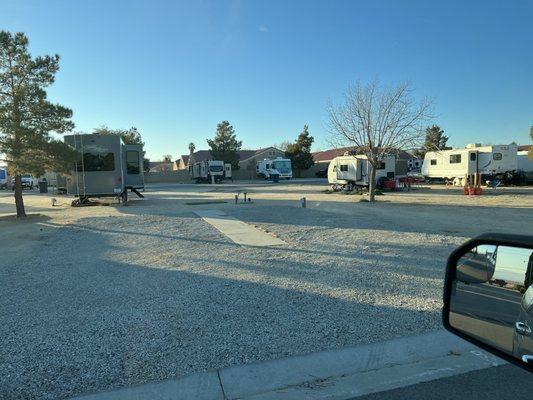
63, 134, 144, 204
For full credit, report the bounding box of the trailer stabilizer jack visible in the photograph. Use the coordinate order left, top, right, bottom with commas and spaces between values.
130, 188, 145, 198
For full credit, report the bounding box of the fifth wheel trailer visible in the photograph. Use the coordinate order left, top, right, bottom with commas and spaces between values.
191, 160, 230, 183
421, 144, 518, 184
517, 149, 533, 183
63, 134, 145, 203
327, 154, 399, 188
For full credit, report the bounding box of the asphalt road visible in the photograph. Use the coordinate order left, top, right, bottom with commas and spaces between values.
452, 282, 522, 325
353, 364, 533, 400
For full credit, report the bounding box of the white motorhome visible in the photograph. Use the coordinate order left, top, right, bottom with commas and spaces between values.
421, 144, 518, 183
327, 155, 397, 188
191, 160, 227, 183
0, 168, 8, 189
256, 157, 292, 179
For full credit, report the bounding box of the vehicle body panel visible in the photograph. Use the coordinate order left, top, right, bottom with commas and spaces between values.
327, 155, 396, 187
64, 134, 125, 197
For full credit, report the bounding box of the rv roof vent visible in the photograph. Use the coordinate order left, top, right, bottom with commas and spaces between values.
466, 143, 482, 149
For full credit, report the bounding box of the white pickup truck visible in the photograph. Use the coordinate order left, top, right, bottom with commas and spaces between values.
11, 174, 38, 190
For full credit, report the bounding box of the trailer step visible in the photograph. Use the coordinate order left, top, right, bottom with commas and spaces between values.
130, 188, 145, 198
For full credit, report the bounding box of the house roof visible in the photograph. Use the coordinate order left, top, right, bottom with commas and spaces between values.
518, 144, 531, 152
312, 147, 421, 162
311, 147, 359, 162
182, 147, 282, 164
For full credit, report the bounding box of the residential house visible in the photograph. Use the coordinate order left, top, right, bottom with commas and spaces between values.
397, 150, 423, 171
174, 155, 189, 171
149, 160, 174, 173
175, 147, 285, 172
311, 147, 358, 165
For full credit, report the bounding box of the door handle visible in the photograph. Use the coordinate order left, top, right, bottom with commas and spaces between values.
515, 322, 532, 336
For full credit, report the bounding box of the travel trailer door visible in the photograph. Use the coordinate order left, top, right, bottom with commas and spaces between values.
224, 163, 232, 179
466, 150, 479, 175
123, 144, 145, 189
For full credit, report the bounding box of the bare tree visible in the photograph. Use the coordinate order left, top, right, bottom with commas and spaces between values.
275, 140, 292, 152
327, 80, 433, 201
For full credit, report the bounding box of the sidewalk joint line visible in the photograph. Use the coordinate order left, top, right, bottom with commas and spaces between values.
217, 369, 227, 400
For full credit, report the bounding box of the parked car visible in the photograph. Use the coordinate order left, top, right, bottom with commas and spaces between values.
315, 168, 328, 178
11, 174, 37, 190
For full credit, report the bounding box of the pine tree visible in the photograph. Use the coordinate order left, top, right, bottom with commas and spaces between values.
0, 31, 77, 217
423, 125, 449, 153
285, 125, 314, 175
207, 121, 242, 169
93, 125, 144, 146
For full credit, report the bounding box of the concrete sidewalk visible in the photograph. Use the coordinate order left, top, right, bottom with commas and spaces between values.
72, 330, 505, 400
194, 209, 286, 247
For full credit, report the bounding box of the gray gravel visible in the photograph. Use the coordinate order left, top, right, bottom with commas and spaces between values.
0, 188, 523, 399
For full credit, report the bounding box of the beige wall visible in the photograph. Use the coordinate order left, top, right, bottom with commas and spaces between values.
144, 170, 192, 183
239, 148, 286, 172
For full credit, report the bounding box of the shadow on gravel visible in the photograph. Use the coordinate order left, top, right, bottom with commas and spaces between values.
109, 193, 530, 240
1, 218, 442, 400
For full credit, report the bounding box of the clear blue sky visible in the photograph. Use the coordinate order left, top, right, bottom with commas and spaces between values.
2, 0, 532, 160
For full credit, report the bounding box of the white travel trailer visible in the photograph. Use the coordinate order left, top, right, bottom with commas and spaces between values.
191, 160, 228, 183
517, 149, 533, 183
422, 144, 517, 184
256, 157, 292, 179
327, 155, 397, 188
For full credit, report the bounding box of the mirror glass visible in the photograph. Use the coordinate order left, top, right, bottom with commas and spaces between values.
449, 244, 533, 366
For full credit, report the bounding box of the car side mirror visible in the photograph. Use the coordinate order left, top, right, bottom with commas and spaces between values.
443, 234, 533, 372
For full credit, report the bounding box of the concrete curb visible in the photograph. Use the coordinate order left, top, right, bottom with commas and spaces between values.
72, 330, 505, 400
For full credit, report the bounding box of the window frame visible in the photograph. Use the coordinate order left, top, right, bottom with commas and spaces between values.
126, 150, 140, 175
77, 152, 116, 172
449, 154, 462, 164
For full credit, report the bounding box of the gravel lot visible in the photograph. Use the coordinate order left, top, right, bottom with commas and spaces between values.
1, 181, 532, 399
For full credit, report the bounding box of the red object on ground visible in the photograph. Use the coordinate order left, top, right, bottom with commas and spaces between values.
474, 186, 483, 195
384, 179, 396, 190
464, 186, 470, 195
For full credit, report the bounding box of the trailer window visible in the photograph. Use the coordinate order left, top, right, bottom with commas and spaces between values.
77, 153, 115, 172
493, 153, 502, 160
376, 162, 385, 170
340, 164, 348, 171
470, 152, 477, 161
449, 154, 462, 164
126, 151, 140, 174
430, 159, 437, 166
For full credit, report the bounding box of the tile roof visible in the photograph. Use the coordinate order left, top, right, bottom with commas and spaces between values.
183, 147, 281, 164
311, 147, 358, 162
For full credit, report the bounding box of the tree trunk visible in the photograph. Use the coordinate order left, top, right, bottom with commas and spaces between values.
14, 174, 27, 218
368, 163, 377, 202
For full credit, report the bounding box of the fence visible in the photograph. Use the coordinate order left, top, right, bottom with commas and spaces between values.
144, 164, 329, 183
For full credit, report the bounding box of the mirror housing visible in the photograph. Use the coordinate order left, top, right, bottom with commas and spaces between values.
443, 233, 533, 372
